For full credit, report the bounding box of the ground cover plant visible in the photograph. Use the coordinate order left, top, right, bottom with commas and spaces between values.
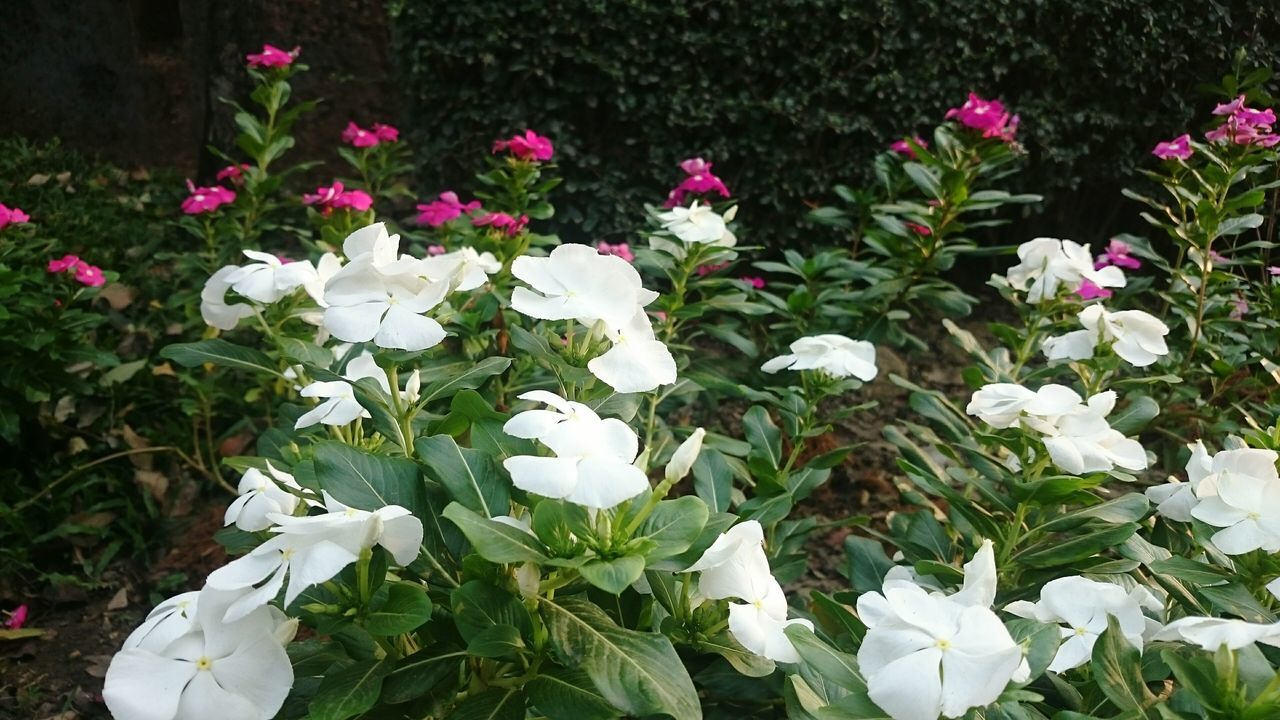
5, 39, 1280, 720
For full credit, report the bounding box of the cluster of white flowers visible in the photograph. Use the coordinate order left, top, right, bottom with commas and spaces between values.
1005, 576, 1160, 672
1146, 441, 1280, 554
685, 520, 814, 663
761, 334, 878, 381
967, 383, 1148, 474
1042, 304, 1171, 367
655, 201, 737, 247
510, 243, 676, 393
1004, 237, 1126, 302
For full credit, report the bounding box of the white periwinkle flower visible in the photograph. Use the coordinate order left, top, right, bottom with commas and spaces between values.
1004, 576, 1159, 672
684, 521, 813, 663
501, 390, 649, 509
1153, 617, 1280, 651
103, 586, 294, 720
1043, 305, 1170, 367
761, 334, 878, 381
511, 243, 658, 330
1189, 448, 1280, 554
303, 252, 344, 307
857, 541, 1024, 720
224, 461, 308, 532
586, 308, 677, 393
665, 427, 706, 483
657, 201, 735, 246
223, 250, 317, 304
294, 354, 390, 429
323, 263, 449, 351
1038, 391, 1148, 475
964, 383, 1081, 429
1145, 440, 1213, 521
122, 590, 201, 653
200, 265, 256, 331
206, 493, 423, 621
419, 246, 501, 291
1006, 237, 1126, 302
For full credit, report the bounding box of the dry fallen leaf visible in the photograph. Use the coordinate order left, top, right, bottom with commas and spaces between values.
27, 173, 50, 186
97, 283, 137, 311
133, 470, 169, 503
151, 362, 176, 377
84, 654, 113, 678
106, 587, 128, 611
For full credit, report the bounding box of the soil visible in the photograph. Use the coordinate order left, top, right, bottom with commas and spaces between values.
0, 314, 991, 719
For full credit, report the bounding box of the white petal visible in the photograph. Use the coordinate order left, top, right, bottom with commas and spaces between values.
175, 667, 260, 720
209, 633, 293, 718
373, 305, 446, 351
565, 456, 650, 509
504, 455, 580, 500
324, 302, 385, 343
865, 647, 944, 720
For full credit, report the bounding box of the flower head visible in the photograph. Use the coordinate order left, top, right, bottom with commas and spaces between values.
294, 354, 392, 429
511, 243, 658, 330
0, 203, 31, 229
373, 123, 399, 142
1006, 237, 1127, 302
1206, 95, 1280, 147
415, 191, 481, 227
946, 93, 1018, 141
303, 181, 372, 214
492, 130, 554, 161
47, 254, 83, 274
417, 246, 501, 292
4, 604, 27, 630
1188, 448, 1280, 554
761, 334, 878, 381
223, 249, 317, 304
656, 201, 735, 246
596, 241, 635, 262
586, 308, 677, 393
741, 275, 765, 289
245, 44, 299, 69
181, 181, 236, 215
472, 211, 528, 236
74, 263, 106, 287
1004, 576, 1159, 672
225, 462, 309, 532
341, 121, 380, 148
1042, 305, 1170, 367
890, 136, 929, 158
1153, 134, 1193, 161
215, 164, 250, 185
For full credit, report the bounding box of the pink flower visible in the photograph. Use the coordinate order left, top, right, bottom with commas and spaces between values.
662, 187, 686, 209
1075, 279, 1113, 300
48, 254, 83, 273
472, 211, 528, 236
1230, 296, 1248, 320
1209, 250, 1227, 264
905, 222, 932, 236
342, 121, 380, 148
1268, 266, 1280, 276
890, 136, 929, 158
1206, 96, 1280, 148
663, 156, 731, 207
216, 163, 251, 185
1213, 96, 1247, 116
1095, 239, 1141, 270
181, 181, 236, 215
332, 189, 373, 212
4, 605, 27, 630
696, 261, 730, 276
373, 123, 400, 143
1153, 134, 1193, 161
415, 191, 481, 227
741, 276, 765, 289
427, 245, 447, 256
492, 130, 554, 162
75, 264, 106, 287
596, 241, 635, 263
946, 93, 1005, 131
303, 181, 372, 214
0, 203, 31, 229
246, 44, 299, 69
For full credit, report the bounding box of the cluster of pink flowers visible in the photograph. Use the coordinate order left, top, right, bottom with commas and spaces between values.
945, 93, 1019, 142
493, 130, 554, 162
741, 276, 765, 289
890, 136, 929, 159
1205, 95, 1280, 148
342, 121, 400, 148
596, 241, 634, 262
216, 163, 251, 185
1094, 239, 1141, 270
663, 157, 731, 208
303, 181, 373, 214
181, 180, 236, 215
47, 254, 106, 287
1075, 279, 1112, 301
0, 202, 30, 230
472, 211, 528, 236
416, 191, 482, 227
1152, 134, 1193, 161
246, 44, 299, 69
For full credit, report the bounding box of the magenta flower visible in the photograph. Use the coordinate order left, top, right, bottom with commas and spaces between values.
890, 136, 929, 158
48, 254, 83, 273
1075, 279, 1113, 301
1152, 134, 1193, 161
662, 156, 731, 207
373, 123, 400, 143
946, 93, 1006, 131
696, 261, 730, 277
1213, 96, 1247, 116
493, 130, 554, 162
74, 263, 106, 287
342, 121, 380, 148
662, 187, 686, 209
246, 44, 299, 69
1206, 96, 1280, 148
0, 203, 30, 230
1268, 266, 1280, 276
1209, 250, 1228, 264
905, 222, 932, 236
216, 163, 251, 185
181, 181, 236, 215
596, 241, 635, 263
427, 245, 447, 256
741, 276, 765, 289
332, 190, 373, 212
4, 605, 27, 630
1095, 239, 1141, 270
472, 211, 528, 236
303, 181, 372, 214
415, 191, 481, 227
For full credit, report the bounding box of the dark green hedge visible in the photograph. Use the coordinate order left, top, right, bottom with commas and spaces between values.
388, 0, 1279, 245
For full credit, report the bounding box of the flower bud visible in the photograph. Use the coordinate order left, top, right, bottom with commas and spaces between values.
665, 428, 706, 483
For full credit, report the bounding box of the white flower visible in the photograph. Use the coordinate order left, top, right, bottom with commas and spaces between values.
294, 354, 390, 429
511, 244, 658, 330
303, 252, 344, 307
200, 266, 255, 331
965, 383, 1081, 429
223, 250, 317, 304
1004, 576, 1158, 672
323, 259, 450, 351
501, 390, 650, 509
1153, 617, 1280, 651
1043, 306, 1170, 367
104, 586, 294, 720
1146, 441, 1214, 521
586, 308, 677, 393
122, 591, 201, 653
1189, 448, 1280, 554
1006, 238, 1126, 302
727, 600, 813, 664
665, 428, 706, 483
340, 222, 420, 274
207, 493, 423, 621
857, 579, 1024, 719
419, 247, 501, 291
224, 461, 307, 532
1037, 391, 1148, 474
761, 335, 878, 381
657, 201, 734, 246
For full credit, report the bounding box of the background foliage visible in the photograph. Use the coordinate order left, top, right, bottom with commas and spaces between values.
389, 0, 1280, 246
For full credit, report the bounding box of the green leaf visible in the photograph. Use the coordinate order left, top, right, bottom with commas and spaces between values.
1015, 523, 1140, 569
309, 659, 391, 720
443, 503, 549, 564
160, 339, 280, 376
743, 405, 782, 471
844, 535, 894, 593
452, 580, 532, 642
902, 162, 943, 199
1110, 395, 1160, 435
279, 337, 335, 368
541, 596, 702, 719
637, 496, 709, 561
417, 356, 511, 404
785, 625, 862, 690
416, 434, 510, 518
364, 583, 433, 635
380, 647, 465, 703
698, 631, 777, 678
693, 448, 733, 513
579, 555, 646, 594
527, 667, 621, 720
1007, 618, 1062, 681
467, 624, 525, 658
1149, 557, 1230, 586
451, 687, 525, 720
314, 442, 427, 519
1090, 615, 1156, 712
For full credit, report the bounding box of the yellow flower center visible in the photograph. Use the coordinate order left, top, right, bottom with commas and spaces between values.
935, 638, 951, 651
1074, 627, 1088, 637
195, 656, 213, 671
